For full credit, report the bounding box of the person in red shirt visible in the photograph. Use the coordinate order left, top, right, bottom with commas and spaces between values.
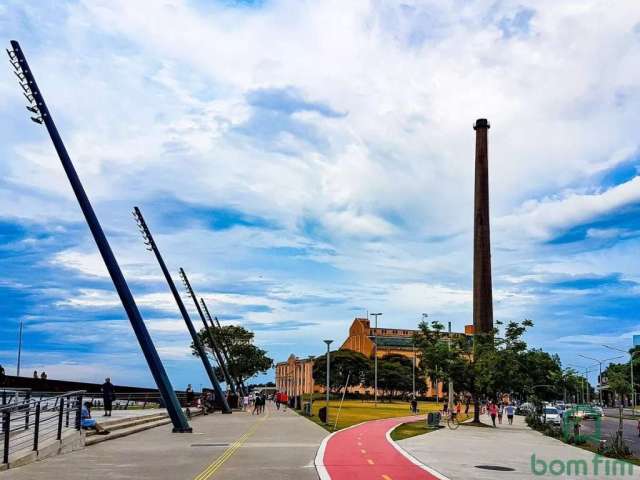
488, 401, 498, 427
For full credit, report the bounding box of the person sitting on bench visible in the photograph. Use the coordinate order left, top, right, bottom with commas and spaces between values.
81, 402, 109, 435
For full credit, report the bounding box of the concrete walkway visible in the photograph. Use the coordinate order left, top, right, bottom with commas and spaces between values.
398, 414, 640, 479
0, 402, 326, 480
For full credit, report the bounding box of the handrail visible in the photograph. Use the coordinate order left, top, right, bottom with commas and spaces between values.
0, 390, 85, 413
1, 390, 84, 464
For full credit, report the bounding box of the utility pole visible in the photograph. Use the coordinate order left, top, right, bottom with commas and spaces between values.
132, 207, 231, 414
370, 313, 382, 406
179, 269, 236, 395
16, 320, 23, 376
6, 41, 190, 432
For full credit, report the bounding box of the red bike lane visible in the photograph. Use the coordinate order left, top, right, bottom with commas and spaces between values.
315, 415, 448, 480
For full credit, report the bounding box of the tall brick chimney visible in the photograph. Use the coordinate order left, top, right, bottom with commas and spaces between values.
472, 118, 493, 335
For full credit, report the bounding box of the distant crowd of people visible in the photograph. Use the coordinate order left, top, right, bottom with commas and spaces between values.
432, 395, 516, 427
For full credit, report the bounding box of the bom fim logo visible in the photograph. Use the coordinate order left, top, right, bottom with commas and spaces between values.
530, 405, 633, 477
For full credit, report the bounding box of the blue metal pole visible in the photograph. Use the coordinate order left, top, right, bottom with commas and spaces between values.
179, 269, 236, 394
200, 297, 244, 395
133, 207, 231, 414
7, 41, 191, 432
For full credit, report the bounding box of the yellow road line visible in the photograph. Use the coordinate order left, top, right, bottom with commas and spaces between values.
194, 411, 270, 480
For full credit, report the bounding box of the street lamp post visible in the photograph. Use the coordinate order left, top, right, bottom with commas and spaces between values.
323, 340, 333, 423
579, 354, 624, 406
603, 345, 640, 412
16, 319, 23, 377
448, 321, 454, 413
370, 313, 382, 406
567, 363, 599, 404
412, 342, 416, 400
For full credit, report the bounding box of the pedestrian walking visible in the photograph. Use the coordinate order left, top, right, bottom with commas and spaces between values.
243, 394, 249, 411
489, 401, 497, 427
185, 384, 194, 406
101, 377, 115, 416
498, 402, 504, 424
505, 403, 515, 425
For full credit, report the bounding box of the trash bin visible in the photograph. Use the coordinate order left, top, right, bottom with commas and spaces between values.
426, 412, 441, 427
319, 406, 327, 423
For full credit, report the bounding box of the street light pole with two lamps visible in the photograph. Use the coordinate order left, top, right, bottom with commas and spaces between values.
577, 354, 623, 406
370, 313, 382, 406
323, 339, 333, 424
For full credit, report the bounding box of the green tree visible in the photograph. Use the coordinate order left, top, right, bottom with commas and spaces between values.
361, 354, 420, 400
607, 363, 632, 450
191, 325, 273, 383
312, 349, 371, 393
415, 318, 563, 423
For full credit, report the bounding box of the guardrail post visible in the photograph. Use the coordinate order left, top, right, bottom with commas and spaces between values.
1, 390, 6, 406
33, 403, 40, 451
75, 395, 82, 430
3, 411, 10, 464
125, 394, 130, 410
24, 390, 31, 430
65, 396, 70, 427
142, 393, 148, 410
57, 397, 64, 440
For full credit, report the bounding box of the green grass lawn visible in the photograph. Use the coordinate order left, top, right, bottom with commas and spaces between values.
299, 398, 444, 431
389, 420, 439, 440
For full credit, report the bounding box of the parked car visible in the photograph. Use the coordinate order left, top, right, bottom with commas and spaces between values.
517, 402, 536, 415
540, 407, 562, 425
584, 405, 603, 419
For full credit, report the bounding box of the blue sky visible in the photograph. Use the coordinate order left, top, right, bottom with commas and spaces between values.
1, 0, 640, 390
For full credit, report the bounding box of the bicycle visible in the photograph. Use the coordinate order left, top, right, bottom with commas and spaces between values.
446, 412, 460, 430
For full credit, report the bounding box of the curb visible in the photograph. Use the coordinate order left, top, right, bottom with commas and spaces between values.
385, 422, 450, 480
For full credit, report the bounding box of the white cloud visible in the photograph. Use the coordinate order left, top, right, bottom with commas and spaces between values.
2, 0, 640, 383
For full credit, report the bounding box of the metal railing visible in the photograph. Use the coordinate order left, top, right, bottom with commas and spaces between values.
80, 391, 201, 411
1, 390, 84, 464
1, 388, 32, 407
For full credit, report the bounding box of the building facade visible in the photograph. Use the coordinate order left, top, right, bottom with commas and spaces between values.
274, 317, 474, 398
274, 354, 315, 397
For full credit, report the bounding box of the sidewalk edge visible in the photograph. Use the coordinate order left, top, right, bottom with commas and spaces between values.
385, 424, 451, 480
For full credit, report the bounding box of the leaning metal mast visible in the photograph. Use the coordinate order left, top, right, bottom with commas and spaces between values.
200, 298, 246, 396
132, 207, 231, 413
179, 268, 237, 394
6, 41, 190, 432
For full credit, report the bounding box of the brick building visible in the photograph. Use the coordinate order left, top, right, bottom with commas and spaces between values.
275, 317, 474, 398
